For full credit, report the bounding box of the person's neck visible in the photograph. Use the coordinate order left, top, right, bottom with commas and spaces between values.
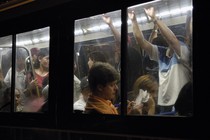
37, 67, 48, 76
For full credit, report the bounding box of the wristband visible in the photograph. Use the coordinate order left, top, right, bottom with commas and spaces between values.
153, 29, 158, 33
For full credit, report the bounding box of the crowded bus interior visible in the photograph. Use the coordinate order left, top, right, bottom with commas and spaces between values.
0, 0, 203, 139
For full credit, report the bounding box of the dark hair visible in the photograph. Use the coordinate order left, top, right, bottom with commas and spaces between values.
88, 51, 107, 63
34, 48, 49, 68
37, 48, 49, 58
30, 48, 39, 56
88, 62, 119, 92
16, 48, 28, 60
152, 35, 168, 47
175, 82, 193, 116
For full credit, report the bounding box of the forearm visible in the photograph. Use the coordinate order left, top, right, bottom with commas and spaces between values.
148, 24, 158, 42
132, 19, 153, 55
153, 18, 180, 55
132, 19, 145, 46
109, 23, 121, 45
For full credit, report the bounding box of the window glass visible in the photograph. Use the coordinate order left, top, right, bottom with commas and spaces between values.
15, 27, 50, 112
0, 36, 12, 112
74, 10, 121, 115
127, 0, 193, 116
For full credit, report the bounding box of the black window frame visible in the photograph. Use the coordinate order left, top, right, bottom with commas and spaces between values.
0, 0, 200, 139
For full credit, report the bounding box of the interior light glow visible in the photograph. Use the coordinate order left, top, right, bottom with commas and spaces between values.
75, 29, 83, 36
32, 38, 39, 43
74, 2, 192, 36
17, 40, 32, 46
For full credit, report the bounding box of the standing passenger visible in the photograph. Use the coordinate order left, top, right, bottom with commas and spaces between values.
87, 51, 107, 69
4, 48, 28, 91
33, 48, 49, 88
128, 7, 191, 113
24, 48, 49, 100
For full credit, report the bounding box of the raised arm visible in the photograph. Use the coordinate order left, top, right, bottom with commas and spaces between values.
144, 7, 181, 56
128, 11, 153, 56
148, 23, 158, 43
102, 14, 121, 46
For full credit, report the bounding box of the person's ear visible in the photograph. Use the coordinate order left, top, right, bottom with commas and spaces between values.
97, 85, 103, 91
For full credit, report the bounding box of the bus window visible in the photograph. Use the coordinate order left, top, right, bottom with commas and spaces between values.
13, 27, 49, 113
74, 10, 121, 115
0, 27, 50, 113
0, 36, 12, 112
126, 0, 193, 116
13, 27, 50, 112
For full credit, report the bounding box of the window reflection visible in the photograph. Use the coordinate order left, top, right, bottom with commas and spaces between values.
74, 10, 121, 114
127, 0, 193, 116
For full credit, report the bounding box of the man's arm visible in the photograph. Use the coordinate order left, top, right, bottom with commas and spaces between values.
128, 11, 154, 56
145, 7, 181, 56
102, 14, 121, 46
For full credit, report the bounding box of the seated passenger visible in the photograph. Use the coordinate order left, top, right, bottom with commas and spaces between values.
84, 62, 119, 114
74, 76, 91, 113
128, 74, 158, 115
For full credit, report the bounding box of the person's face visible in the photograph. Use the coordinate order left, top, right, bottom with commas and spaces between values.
15, 89, 21, 106
100, 80, 118, 100
40, 55, 49, 69
32, 54, 38, 62
88, 57, 94, 69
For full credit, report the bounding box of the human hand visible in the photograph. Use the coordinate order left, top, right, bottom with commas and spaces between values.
128, 11, 136, 21
144, 7, 156, 20
102, 14, 112, 25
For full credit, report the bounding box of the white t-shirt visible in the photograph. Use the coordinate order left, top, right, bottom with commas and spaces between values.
74, 75, 81, 102
150, 42, 191, 106
73, 95, 86, 111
